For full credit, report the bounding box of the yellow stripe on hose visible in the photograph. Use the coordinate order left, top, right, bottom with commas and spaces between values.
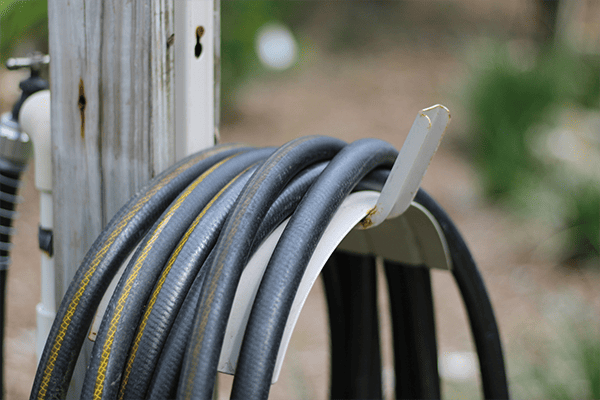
93, 156, 233, 400
37, 147, 234, 400
181, 137, 312, 399
117, 167, 250, 400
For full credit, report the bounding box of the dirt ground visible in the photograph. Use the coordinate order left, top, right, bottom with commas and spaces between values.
3, 2, 599, 399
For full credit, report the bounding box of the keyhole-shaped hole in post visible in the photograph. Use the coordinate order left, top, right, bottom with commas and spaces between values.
195, 26, 204, 58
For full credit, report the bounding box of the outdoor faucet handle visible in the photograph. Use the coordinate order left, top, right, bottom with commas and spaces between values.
6, 53, 50, 73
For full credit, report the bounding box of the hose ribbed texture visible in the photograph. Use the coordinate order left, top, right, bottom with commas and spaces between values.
229, 138, 397, 399
0, 158, 26, 399
81, 148, 274, 400
31, 144, 247, 400
178, 136, 346, 399
117, 163, 260, 400
144, 161, 329, 400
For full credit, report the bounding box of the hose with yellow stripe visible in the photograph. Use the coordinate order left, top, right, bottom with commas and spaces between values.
79, 148, 275, 400
30, 135, 508, 400
228, 138, 397, 399
178, 136, 346, 399
30, 144, 247, 400
116, 163, 261, 400
120, 160, 329, 400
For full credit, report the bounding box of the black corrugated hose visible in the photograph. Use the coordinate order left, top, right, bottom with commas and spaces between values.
0, 158, 27, 399
30, 136, 508, 400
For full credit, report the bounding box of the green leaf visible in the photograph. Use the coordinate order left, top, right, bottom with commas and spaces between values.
0, 0, 48, 63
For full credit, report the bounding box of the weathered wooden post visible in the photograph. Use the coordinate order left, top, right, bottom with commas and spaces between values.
47, 0, 217, 396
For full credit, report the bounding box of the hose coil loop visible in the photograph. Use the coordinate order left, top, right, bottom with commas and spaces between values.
31, 137, 508, 400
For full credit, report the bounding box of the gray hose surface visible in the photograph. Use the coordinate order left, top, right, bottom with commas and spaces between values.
143, 160, 329, 399
31, 144, 247, 400
230, 138, 397, 399
178, 136, 346, 399
117, 163, 261, 400
146, 251, 212, 400
81, 149, 274, 400
147, 159, 394, 400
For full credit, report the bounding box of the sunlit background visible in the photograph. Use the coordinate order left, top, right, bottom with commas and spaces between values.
1, 1, 598, 399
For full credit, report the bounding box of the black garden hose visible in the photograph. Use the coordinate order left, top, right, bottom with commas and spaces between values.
30, 136, 509, 400
116, 163, 262, 400
145, 160, 390, 400
145, 251, 212, 400
413, 190, 509, 399
384, 262, 440, 399
178, 136, 346, 400
229, 138, 397, 399
321, 251, 382, 400
119, 151, 328, 399
81, 148, 275, 400
141, 161, 330, 400
0, 158, 27, 399
31, 144, 248, 400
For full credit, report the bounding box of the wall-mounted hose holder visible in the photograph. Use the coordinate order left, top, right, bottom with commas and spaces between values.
32, 105, 508, 400
218, 105, 452, 385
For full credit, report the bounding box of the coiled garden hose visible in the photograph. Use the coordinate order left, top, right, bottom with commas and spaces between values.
177, 136, 347, 400
140, 161, 329, 400
31, 144, 249, 400
116, 163, 263, 400
229, 138, 397, 399
81, 148, 275, 400
145, 160, 386, 400
31, 136, 508, 400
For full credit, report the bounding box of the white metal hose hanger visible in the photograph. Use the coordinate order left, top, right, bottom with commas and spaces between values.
219, 104, 452, 383
31, 105, 508, 400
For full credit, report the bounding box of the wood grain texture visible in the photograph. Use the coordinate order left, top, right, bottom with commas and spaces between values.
48, 0, 175, 397
49, 0, 175, 306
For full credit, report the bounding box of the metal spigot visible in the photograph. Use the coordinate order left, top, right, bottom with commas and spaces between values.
0, 53, 50, 165
5, 52, 50, 74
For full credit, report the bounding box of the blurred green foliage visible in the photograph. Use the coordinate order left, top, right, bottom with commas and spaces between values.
1, 0, 314, 114
465, 43, 599, 263
519, 303, 600, 399
0, 0, 48, 62
220, 1, 314, 115
525, 329, 600, 399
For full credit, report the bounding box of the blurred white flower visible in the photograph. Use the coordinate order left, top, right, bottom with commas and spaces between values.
255, 23, 298, 70
439, 351, 478, 380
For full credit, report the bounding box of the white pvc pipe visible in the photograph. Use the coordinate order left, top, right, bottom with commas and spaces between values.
19, 90, 55, 362
19, 91, 52, 193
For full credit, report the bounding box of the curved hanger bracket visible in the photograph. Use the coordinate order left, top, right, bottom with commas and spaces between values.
366, 104, 450, 226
